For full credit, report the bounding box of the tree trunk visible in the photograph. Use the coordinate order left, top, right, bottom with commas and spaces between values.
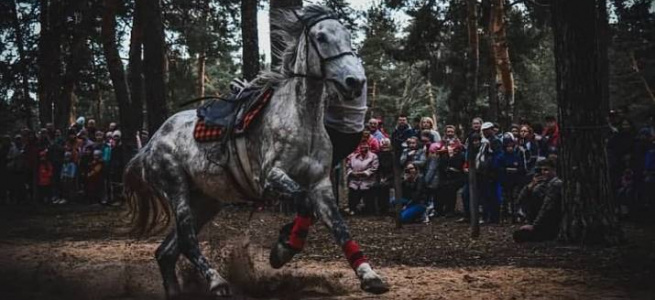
485, 0, 499, 122
57, 0, 91, 129
197, 0, 208, 97
489, 0, 514, 126
466, 0, 479, 100
37, 0, 62, 127
242, 0, 260, 80
270, 0, 302, 68
102, 0, 137, 149
142, 0, 169, 135
10, 0, 34, 127
552, 0, 622, 245
129, 0, 145, 132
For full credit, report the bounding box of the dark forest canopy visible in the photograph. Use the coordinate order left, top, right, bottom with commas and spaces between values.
0, 0, 653, 132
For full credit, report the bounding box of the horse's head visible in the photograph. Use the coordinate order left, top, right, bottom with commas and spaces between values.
272, 5, 366, 101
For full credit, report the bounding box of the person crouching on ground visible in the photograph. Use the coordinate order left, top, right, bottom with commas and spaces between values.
513, 158, 563, 243
394, 163, 427, 224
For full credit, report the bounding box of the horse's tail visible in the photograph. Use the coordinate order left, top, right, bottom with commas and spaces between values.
123, 152, 173, 236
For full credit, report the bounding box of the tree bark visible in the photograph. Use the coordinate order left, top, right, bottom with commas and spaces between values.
242, 0, 260, 80
142, 0, 169, 134
57, 0, 91, 129
197, 0, 209, 97
485, 0, 499, 122
129, 0, 145, 133
102, 0, 137, 149
552, 0, 622, 245
466, 0, 479, 100
270, 0, 302, 68
10, 0, 34, 127
37, 0, 62, 127
489, 0, 514, 126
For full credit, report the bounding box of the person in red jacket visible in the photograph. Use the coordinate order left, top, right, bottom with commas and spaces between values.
36, 150, 54, 204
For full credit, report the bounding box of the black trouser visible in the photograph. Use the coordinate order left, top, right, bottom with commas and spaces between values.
376, 184, 391, 215
326, 127, 362, 207
348, 188, 374, 214
438, 185, 458, 216
326, 127, 362, 168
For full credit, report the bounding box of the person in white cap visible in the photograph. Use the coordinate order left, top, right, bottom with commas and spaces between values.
476, 121, 503, 224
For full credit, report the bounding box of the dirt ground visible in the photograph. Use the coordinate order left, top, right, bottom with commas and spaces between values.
0, 203, 654, 300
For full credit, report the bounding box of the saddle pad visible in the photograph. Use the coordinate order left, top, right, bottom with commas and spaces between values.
193, 88, 274, 143
194, 119, 223, 142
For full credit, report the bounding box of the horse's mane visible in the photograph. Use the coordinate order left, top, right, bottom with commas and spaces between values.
250, 5, 337, 89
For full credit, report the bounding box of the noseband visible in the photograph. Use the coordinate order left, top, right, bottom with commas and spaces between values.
288, 12, 359, 82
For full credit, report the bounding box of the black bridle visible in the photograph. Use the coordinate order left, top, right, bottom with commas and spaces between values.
288, 12, 359, 82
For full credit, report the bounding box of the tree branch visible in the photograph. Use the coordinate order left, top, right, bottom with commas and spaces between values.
509, 0, 550, 7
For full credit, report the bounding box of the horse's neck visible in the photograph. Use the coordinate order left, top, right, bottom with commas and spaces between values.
292, 79, 325, 122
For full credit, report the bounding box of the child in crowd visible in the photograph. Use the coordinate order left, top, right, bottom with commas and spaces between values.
37, 151, 54, 204
86, 150, 105, 204
57, 151, 77, 204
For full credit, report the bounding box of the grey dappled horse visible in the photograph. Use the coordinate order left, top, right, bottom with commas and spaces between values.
123, 5, 389, 299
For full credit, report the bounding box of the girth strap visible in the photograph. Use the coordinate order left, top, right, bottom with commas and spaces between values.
228, 136, 262, 200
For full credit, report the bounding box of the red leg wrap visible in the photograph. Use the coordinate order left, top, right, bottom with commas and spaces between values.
343, 240, 368, 269
288, 215, 312, 250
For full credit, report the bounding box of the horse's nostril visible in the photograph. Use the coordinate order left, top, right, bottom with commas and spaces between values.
345, 76, 362, 91
354, 89, 362, 98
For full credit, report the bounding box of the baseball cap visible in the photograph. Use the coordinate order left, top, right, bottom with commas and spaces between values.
481, 122, 494, 130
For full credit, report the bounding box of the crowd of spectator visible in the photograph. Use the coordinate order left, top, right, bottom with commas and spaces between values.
344, 112, 655, 241
0, 117, 149, 206
2, 109, 653, 243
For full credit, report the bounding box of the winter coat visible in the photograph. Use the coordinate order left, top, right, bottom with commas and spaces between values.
347, 151, 379, 190
37, 162, 54, 186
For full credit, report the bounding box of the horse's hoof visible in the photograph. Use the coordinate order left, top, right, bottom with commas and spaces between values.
269, 241, 298, 269
360, 276, 390, 294
210, 282, 231, 297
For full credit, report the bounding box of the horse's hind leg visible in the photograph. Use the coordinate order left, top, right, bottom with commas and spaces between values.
154, 163, 229, 297
155, 192, 221, 298
310, 179, 389, 294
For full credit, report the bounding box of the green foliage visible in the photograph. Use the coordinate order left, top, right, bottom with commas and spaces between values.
610, 0, 655, 121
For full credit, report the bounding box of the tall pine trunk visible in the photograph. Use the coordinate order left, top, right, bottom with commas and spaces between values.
242, 0, 260, 80
552, 0, 622, 245
197, 0, 209, 97
270, 0, 302, 69
488, 0, 515, 126
10, 0, 33, 127
466, 0, 479, 100
37, 0, 62, 127
102, 0, 136, 149
129, 0, 145, 132
58, 0, 91, 128
142, 0, 169, 134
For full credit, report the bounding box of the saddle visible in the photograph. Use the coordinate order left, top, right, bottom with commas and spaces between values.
194, 86, 273, 143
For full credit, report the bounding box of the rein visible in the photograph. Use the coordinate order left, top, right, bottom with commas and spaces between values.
287, 11, 359, 82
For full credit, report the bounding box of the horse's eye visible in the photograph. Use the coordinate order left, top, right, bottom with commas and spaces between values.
316, 32, 327, 43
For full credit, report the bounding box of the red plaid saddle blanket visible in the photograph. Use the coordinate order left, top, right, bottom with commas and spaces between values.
194, 88, 273, 143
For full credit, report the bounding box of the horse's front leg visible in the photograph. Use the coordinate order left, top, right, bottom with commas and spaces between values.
264, 167, 314, 268
310, 179, 390, 294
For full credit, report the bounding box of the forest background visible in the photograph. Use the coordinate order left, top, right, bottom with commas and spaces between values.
0, 0, 653, 136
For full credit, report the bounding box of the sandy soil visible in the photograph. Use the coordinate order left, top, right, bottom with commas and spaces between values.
0, 204, 653, 300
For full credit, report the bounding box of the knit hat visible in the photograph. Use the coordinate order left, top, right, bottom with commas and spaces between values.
429, 141, 445, 153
